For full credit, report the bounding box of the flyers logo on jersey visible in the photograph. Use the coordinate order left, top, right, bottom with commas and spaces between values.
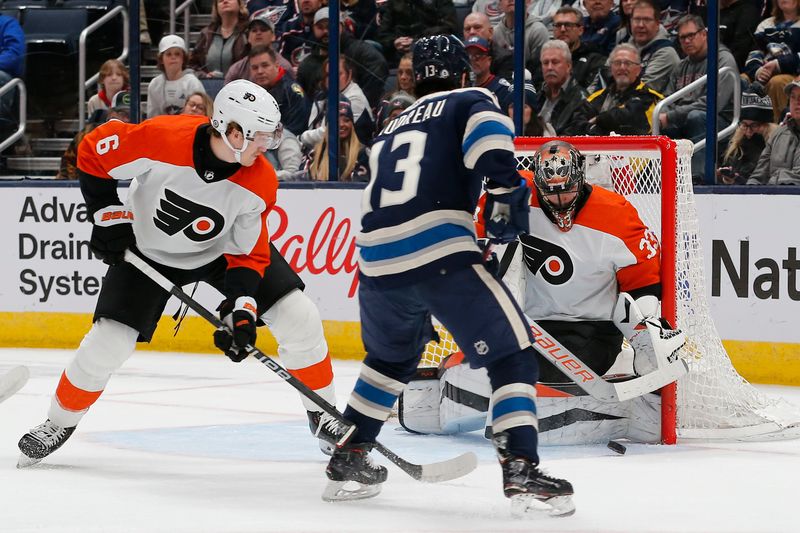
154, 189, 225, 242
519, 234, 574, 285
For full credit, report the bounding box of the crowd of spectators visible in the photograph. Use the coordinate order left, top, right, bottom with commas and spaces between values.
42, 0, 800, 185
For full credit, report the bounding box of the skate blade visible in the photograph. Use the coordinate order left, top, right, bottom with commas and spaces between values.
17, 452, 42, 469
321, 480, 382, 502
510, 494, 575, 518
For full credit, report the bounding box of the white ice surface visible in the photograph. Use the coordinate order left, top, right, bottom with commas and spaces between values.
1, 348, 799, 533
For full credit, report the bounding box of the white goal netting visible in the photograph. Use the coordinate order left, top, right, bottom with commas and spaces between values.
420, 136, 800, 442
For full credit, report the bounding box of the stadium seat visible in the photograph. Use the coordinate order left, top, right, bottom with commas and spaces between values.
201, 78, 225, 100
23, 8, 89, 119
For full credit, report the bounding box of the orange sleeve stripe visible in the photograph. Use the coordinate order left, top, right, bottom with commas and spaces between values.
55, 372, 103, 412
286, 353, 334, 390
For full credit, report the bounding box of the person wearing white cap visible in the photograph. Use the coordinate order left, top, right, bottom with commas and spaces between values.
147, 34, 205, 118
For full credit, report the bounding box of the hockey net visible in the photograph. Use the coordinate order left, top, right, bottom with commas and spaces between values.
420, 135, 800, 443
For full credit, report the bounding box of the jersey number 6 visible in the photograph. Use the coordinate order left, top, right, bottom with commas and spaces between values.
363, 130, 427, 214
95, 134, 120, 155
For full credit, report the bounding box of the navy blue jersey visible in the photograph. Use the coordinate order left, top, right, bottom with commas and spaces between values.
357, 87, 520, 287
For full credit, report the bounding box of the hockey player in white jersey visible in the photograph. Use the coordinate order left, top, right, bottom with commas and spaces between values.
17, 80, 339, 467
322, 35, 574, 517
399, 140, 687, 444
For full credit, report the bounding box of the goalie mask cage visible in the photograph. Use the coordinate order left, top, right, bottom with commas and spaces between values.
420, 135, 800, 444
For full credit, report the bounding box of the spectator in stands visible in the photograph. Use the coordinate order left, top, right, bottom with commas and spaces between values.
87, 59, 129, 119
747, 80, 800, 185
465, 37, 511, 104
471, 0, 504, 25
375, 90, 416, 132
147, 35, 205, 118
572, 43, 663, 135
534, 40, 587, 135
226, 8, 293, 83
462, 11, 513, 80
301, 56, 374, 149
492, 0, 549, 77
746, 0, 800, 122
249, 44, 309, 136
627, 0, 680, 94
342, 0, 380, 42
57, 92, 131, 181
266, 129, 304, 180
529, 0, 566, 32
377, 0, 458, 67
295, 6, 388, 108
616, 0, 637, 44
181, 91, 215, 117
279, 0, 323, 71
719, 0, 761, 71
718, 91, 777, 185
246, 0, 297, 35
506, 82, 546, 136
305, 96, 369, 182
393, 53, 416, 97
660, 15, 738, 180
190, 0, 250, 79
552, 6, 607, 90
583, 0, 621, 55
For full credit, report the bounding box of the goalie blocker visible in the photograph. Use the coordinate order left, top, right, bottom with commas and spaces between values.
399, 292, 685, 444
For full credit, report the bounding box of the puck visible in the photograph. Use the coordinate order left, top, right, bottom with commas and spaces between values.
607, 440, 627, 455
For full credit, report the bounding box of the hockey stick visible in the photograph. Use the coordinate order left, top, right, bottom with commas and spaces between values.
485, 241, 688, 402
528, 320, 688, 402
0, 366, 29, 403
124, 250, 477, 482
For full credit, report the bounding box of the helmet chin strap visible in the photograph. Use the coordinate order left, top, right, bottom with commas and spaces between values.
221, 133, 250, 164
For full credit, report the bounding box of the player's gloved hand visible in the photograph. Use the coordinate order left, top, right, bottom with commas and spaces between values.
90, 205, 135, 266
213, 296, 258, 363
483, 181, 531, 244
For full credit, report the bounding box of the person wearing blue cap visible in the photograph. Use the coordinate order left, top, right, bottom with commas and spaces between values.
465, 36, 511, 105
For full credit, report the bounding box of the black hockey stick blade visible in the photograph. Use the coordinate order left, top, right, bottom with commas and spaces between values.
374, 442, 478, 482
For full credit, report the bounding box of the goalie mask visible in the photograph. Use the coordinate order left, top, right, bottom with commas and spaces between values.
212, 79, 283, 163
533, 140, 586, 232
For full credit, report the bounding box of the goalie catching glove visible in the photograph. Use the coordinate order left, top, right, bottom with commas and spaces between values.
483, 179, 531, 244
90, 205, 135, 266
613, 293, 687, 376
213, 296, 258, 362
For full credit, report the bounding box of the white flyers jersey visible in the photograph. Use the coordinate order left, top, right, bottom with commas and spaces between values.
512, 183, 660, 322
78, 115, 276, 273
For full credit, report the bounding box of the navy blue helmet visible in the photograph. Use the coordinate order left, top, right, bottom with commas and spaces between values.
412, 35, 470, 85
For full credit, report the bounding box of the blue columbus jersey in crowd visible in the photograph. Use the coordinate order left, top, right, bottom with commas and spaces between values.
357, 87, 520, 287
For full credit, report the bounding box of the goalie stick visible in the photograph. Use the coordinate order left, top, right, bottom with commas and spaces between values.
484, 241, 687, 403
0, 365, 29, 404
124, 250, 477, 483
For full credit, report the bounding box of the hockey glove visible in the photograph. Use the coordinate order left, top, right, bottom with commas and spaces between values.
483, 181, 531, 244
213, 296, 258, 363
90, 205, 135, 266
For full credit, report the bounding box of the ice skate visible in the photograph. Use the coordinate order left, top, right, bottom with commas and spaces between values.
17, 419, 76, 468
494, 432, 575, 517
307, 410, 344, 455
322, 443, 388, 502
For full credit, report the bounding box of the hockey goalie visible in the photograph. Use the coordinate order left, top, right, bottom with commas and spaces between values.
399, 140, 687, 445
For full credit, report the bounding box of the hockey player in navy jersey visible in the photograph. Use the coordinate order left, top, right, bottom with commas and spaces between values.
398, 140, 687, 445
322, 35, 575, 517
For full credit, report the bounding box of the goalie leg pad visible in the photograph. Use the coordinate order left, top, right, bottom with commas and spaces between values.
260, 289, 336, 408
49, 318, 138, 428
